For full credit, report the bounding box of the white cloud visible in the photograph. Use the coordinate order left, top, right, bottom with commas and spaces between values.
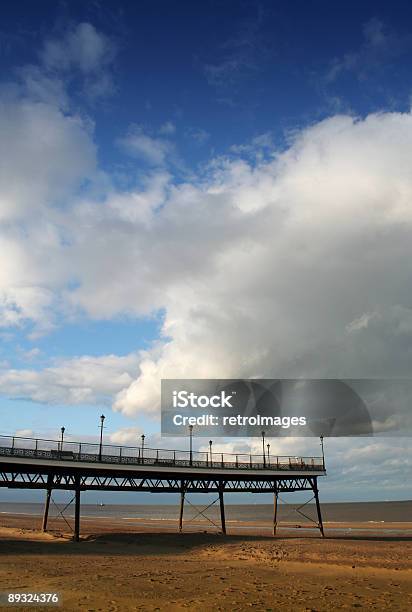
14, 428, 34, 438
109, 427, 143, 445
158, 121, 176, 135
118, 125, 174, 166
17, 65, 69, 108
41, 22, 114, 75
38, 22, 116, 100
0, 98, 96, 221
0, 24, 104, 333
0, 287, 56, 331
0, 353, 140, 405
0, 94, 96, 333
105, 171, 171, 224
230, 132, 274, 160
113, 356, 162, 417
106, 111, 412, 414
17, 347, 41, 362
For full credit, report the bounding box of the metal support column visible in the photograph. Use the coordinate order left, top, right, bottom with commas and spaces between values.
219, 483, 226, 535
312, 476, 324, 537
179, 480, 185, 533
74, 476, 81, 542
273, 489, 278, 536
41, 474, 53, 532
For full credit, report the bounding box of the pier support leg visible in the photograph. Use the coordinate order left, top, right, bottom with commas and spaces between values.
42, 474, 53, 532
179, 481, 185, 533
273, 490, 278, 536
219, 484, 226, 535
313, 477, 324, 538
74, 477, 81, 542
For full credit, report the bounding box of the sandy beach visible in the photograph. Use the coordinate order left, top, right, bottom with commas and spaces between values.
0, 513, 411, 611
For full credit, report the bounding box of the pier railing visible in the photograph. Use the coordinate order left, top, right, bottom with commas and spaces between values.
0, 434, 325, 471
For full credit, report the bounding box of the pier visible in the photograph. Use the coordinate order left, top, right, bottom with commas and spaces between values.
0, 434, 326, 540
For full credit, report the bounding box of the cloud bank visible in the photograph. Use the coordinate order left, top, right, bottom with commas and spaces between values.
2, 106, 412, 416
1, 25, 412, 437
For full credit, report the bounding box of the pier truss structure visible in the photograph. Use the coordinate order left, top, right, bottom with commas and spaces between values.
0, 434, 326, 540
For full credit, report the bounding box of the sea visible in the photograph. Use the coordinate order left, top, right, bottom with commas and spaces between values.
0, 500, 411, 523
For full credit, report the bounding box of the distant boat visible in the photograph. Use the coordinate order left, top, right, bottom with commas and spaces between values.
98, 502, 105, 507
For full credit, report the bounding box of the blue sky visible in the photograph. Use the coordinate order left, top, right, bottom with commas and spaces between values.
4, 1, 412, 165
1, 0, 412, 501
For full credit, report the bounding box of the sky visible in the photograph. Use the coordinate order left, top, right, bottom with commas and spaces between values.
0, 0, 412, 503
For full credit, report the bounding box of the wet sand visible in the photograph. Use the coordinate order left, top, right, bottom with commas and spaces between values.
0, 514, 411, 611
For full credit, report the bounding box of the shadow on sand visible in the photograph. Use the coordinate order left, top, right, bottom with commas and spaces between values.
1, 529, 412, 557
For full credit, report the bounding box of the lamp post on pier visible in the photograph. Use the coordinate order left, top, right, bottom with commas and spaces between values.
209, 440, 213, 466
60, 427, 65, 453
320, 435, 325, 469
141, 434, 145, 463
267, 443, 270, 467
98, 415, 105, 461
